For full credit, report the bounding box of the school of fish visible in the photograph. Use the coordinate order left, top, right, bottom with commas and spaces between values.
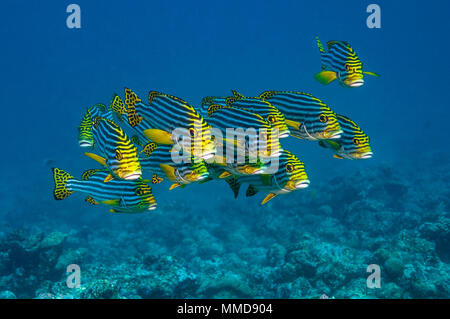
52, 38, 378, 213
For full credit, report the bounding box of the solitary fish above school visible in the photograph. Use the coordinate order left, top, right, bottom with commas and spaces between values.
52, 168, 156, 213
223, 150, 310, 205
78, 103, 113, 148
124, 88, 216, 160
259, 91, 342, 141
315, 36, 379, 88
85, 117, 142, 181
318, 114, 373, 160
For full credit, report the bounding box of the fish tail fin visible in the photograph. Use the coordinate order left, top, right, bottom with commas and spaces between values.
52, 168, 75, 200
315, 71, 337, 85
124, 88, 143, 127
224, 176, 240, 199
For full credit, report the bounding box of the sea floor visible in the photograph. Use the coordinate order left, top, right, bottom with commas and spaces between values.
0, 152, 449, 299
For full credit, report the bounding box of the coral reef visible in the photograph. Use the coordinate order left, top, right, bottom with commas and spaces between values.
0, 156, 449, 298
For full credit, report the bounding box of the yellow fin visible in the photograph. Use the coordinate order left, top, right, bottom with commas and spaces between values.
160, 164, 177, 181
152, 174, 163, 184
285, 119, 302, 130
363, 71, 380, 77
333, 154, 344, 159
261, 193, 277, 205
85, 196, 98, 205
101, 199, 120, 205
84, 152, 107, 167
314, 71, 337, 85
103, 174, 114, 182
169, 183, 181, 190
143, 129, 173, 145
219, 171, 232, 179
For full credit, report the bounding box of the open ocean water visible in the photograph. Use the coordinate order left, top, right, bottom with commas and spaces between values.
0, 0, 449, 299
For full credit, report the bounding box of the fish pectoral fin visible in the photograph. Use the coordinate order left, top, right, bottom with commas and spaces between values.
103, 174, 114, 182
285, 119, 302, 130
143, 129, 173, 145
261, 193, 277, 205
169, 183, 181, 190
160, 164, 177, 181
315, 71, 337, 85
101, 199, 121, 206
84, 152, 107, 167
363, 71, 380, 77
219, 171, 232, 179
333, 154, 344, 159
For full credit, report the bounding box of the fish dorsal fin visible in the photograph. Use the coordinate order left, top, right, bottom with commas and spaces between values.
262, 193, 277, 205
246, 185, 258, 197
327, 40, 349, 49
316, 36, 325, 53
160, 164, 177, 181
85, 196, 99, 205
225, 91, 245, 106
110, 94, 127, 114
258, 91, 278, 100
81, 168, 105, 180
148, 91, 162, 104
152, 174, 164, 184
207, 104, 227, 117
224, 176, 241, 199
84, 152, 107, 167
124, 88, 143, 127
141, 142, 158, 157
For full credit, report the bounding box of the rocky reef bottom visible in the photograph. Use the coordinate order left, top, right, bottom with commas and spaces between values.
0, 154, 449, 299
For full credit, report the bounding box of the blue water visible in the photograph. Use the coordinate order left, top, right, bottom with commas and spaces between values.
0, 0, 449, 299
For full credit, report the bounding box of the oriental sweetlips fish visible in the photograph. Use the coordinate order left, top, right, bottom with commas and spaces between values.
318, 114, 372, 160
52, 168, 157, 213
201, 90, 290, 139
223, 150, 310, 205
84, 117, 142, 181
315, 36, 379, 88
258, 91, 342, 140
124, 88, 216, 160
206, 104, 283, 159
138, 141, 209, 190
78, 103, 113, 148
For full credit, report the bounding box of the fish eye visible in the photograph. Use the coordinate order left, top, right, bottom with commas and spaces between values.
267, 115, 276, 123
286, 163, 294, 173
353, 138, 361, 145
115, 149, 123, 161
189, 128, 197, 138
319, 114, 328, 123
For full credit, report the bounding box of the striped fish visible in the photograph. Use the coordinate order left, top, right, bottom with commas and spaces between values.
52, 168, 156, 213
200, 96, 227, 116
223, 150, 310, 205
85, 117, 142, 181
138, 142, 209, 190
78, 103, 113, 148
226, 91, 290, 139
318, 114, 372, 160
124, 88, 216, 160
315, 36, 379, 88
206, 104, 283, 160
259, 91, 342, 140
